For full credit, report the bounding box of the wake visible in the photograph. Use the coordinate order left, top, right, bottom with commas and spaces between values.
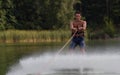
7, 52, 120, 75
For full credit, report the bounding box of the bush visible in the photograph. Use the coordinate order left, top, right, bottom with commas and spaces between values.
104, 16, 116, 37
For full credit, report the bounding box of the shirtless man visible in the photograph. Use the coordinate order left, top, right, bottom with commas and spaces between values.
69, 12, 87, 54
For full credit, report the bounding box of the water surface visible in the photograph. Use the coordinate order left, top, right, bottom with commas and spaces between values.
0, 40, 120, 75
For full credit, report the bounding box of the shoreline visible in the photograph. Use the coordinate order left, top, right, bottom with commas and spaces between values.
0, 30, 119, 44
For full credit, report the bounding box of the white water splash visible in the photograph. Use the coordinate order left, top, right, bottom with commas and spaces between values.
6, 53, 120, 75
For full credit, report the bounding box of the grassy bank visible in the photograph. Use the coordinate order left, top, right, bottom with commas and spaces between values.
0, 30, 119, 43
0, 30, 71, 43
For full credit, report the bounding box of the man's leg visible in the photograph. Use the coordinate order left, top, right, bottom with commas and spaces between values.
69, 41, 77, 50
79, 37, 86, 54
69, 41, 77, 54
80, 47, 86, 54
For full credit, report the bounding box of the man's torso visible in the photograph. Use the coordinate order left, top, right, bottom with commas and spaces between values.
72, 20, 84, 37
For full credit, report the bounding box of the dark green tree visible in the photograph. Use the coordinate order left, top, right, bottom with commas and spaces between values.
81, 0, 120, 38
110, 0, 120, 28
0, 0, 16, 30
12, 0, 75, 30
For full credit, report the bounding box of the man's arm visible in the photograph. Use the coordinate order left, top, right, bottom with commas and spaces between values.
70, 21, 77, 31
83, 21, 87, 30
78, 21, 87, 31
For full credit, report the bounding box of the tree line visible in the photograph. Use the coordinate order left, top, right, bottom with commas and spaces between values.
81, 0, 120, 38
0, 0, 75, 30
0, 0, 120, 37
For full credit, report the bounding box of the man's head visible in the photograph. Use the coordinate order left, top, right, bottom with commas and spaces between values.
74, 12, 81, 20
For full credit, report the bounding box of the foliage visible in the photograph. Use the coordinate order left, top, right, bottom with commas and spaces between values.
11, 0, 75, 30
0, 0, 120, 38
81, 0, 120, 38
0, 9, 6, 30
0, 0, 16, 30
0, 30, 71, 43
104, 16, 115, 37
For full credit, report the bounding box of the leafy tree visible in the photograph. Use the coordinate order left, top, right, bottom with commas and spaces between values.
0, 0, 16, 30
12, 0, 75, 30
0, 0, 120, 34
110, 0, 120, 28
0, 0, 6, 30
81, 0, 107, 28
104, 16, 115, 37
0, 10, 6, 30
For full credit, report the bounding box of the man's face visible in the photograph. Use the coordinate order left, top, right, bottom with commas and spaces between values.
75, 13, 81, 20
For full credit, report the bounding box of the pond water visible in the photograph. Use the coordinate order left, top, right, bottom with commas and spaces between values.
0, 40, 120, 75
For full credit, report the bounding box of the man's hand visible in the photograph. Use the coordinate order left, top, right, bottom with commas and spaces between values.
78, 27, 83, 30
78, 27, 84, 32
73, 28, 77, 31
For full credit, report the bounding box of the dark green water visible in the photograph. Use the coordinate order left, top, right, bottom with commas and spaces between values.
0, 42, 63, 75
0, 40, 120, 75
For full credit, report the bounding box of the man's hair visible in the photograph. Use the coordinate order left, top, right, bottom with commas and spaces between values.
74, 11, 81, 15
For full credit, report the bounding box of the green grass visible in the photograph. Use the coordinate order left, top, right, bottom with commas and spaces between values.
0, 30, 71, 43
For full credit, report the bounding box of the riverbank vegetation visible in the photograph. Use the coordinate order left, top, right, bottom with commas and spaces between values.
0, 0, 120, 43
0, 30, 71, 43
0, 30, 119, 43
